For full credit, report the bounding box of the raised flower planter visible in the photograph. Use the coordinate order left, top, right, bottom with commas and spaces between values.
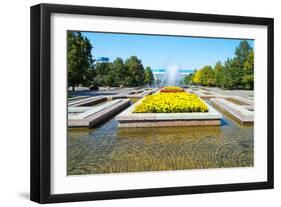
117, 88, 222, 127
133, 92, 208, 113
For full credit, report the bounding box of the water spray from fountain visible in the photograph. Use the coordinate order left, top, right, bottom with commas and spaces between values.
166, 65, 179, 86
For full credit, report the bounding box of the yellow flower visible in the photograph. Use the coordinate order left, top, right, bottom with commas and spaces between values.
133, 90, 208, 113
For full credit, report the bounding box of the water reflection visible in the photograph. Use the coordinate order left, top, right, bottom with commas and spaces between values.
67, 108, 253, 175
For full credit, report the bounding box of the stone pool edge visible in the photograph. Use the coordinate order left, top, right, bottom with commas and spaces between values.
116, 97, 223, 127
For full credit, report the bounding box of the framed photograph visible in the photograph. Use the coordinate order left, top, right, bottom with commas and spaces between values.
30, 3, 274, 203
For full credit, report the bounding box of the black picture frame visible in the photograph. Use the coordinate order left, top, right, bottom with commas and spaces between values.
30, 3, 274, 204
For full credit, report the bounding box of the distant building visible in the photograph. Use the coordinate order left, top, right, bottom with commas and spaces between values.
151, 68, 194, 86
151, 69, 166, 85
178, 69, 194, 81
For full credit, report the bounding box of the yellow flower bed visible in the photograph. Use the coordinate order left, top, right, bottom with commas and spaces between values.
133, 92, 209, 113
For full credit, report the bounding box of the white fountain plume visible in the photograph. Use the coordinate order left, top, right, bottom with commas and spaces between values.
166, 65, 179, 86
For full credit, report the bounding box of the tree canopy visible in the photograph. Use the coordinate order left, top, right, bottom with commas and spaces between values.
242, 50, 254, 89
124, 56, 145, 86
144, 67, 154, 86
67, 32, 94, 91
200, 65, 215, 86
186, 40, 254, 89
67, 32, 154, 89
193, 69, 202, 84
95, 56, 152, 87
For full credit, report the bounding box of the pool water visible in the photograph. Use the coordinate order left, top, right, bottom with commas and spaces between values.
67, 103, 254, 175
129, 97, 141, 104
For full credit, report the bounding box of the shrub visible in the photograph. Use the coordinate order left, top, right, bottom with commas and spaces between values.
89, 84, 99, 90
133, 92, 208, 113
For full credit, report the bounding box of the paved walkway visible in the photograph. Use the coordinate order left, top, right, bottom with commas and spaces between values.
69, 87, 139, 97
202, 87, 254, 101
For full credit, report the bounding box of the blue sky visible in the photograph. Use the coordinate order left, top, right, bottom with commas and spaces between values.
81, 31, 254, 71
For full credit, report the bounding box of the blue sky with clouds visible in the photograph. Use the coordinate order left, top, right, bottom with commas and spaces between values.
81, 31, 254, 71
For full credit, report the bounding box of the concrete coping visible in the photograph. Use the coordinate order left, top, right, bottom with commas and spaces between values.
116, 96, 222, 121
69, 99, 125, 120
68, 95, 89, 102
68, 99, 131, 128
68, 96, 106, 107
111, 88, 158, 99
192, 89, 226, 99
229, 95, 254, 105
211, 98, 254, 123
68, 107, 93, 113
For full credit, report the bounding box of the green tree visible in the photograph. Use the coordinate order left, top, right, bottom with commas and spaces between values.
214, 61, 224, 87
124, 56, 145, 86
189, 40, 253, 90
242, 50, 254, 89
233, 40, 253, 88
144, 66, 154, 86
200, 65, 215, 86
235, 40, 253, 67
95, 62, 114, 86
193, 69, 202, 84
112, 57, 127, 87
221, 58, 244, 89
183, 73, 194, 85
67, 32, 94, 91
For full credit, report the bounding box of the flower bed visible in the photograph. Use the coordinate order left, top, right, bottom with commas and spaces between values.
133, 92, 208, 113
160, 86, 185, 93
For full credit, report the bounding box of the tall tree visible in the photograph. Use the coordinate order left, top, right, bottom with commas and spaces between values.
214, 61, 224, 87
242, 50, 254, 89
144, 66, 154, 86
112, 57, 128, 87
95, 62, 114, 86
233, 40, 253, 88
124, 56, 145, 86
200, 65, 215, 86
67, 32, 94, 91
193, 69, 202, 84
234, 40, 252, 67
187, 40, 253, 90
222, 58, 244, 89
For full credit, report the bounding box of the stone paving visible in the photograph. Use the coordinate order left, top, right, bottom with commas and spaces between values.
67, 87, 255, 127
68, 96, 107, 107
68, 87, 140, 97
190, 89, 225, 99
201, 87, 254, 101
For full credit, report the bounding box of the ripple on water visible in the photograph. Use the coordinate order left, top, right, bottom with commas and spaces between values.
67, 111, 254, 175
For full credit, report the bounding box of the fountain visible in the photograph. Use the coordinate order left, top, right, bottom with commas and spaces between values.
166, 65, 179, 86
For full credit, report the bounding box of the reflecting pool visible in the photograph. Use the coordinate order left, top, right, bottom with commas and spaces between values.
67, 103, 254, 175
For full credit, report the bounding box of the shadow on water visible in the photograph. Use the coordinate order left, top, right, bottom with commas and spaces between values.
221, 118, 228, 126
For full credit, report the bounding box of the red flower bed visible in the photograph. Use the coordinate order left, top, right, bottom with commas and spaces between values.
160, 89, 185, 93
